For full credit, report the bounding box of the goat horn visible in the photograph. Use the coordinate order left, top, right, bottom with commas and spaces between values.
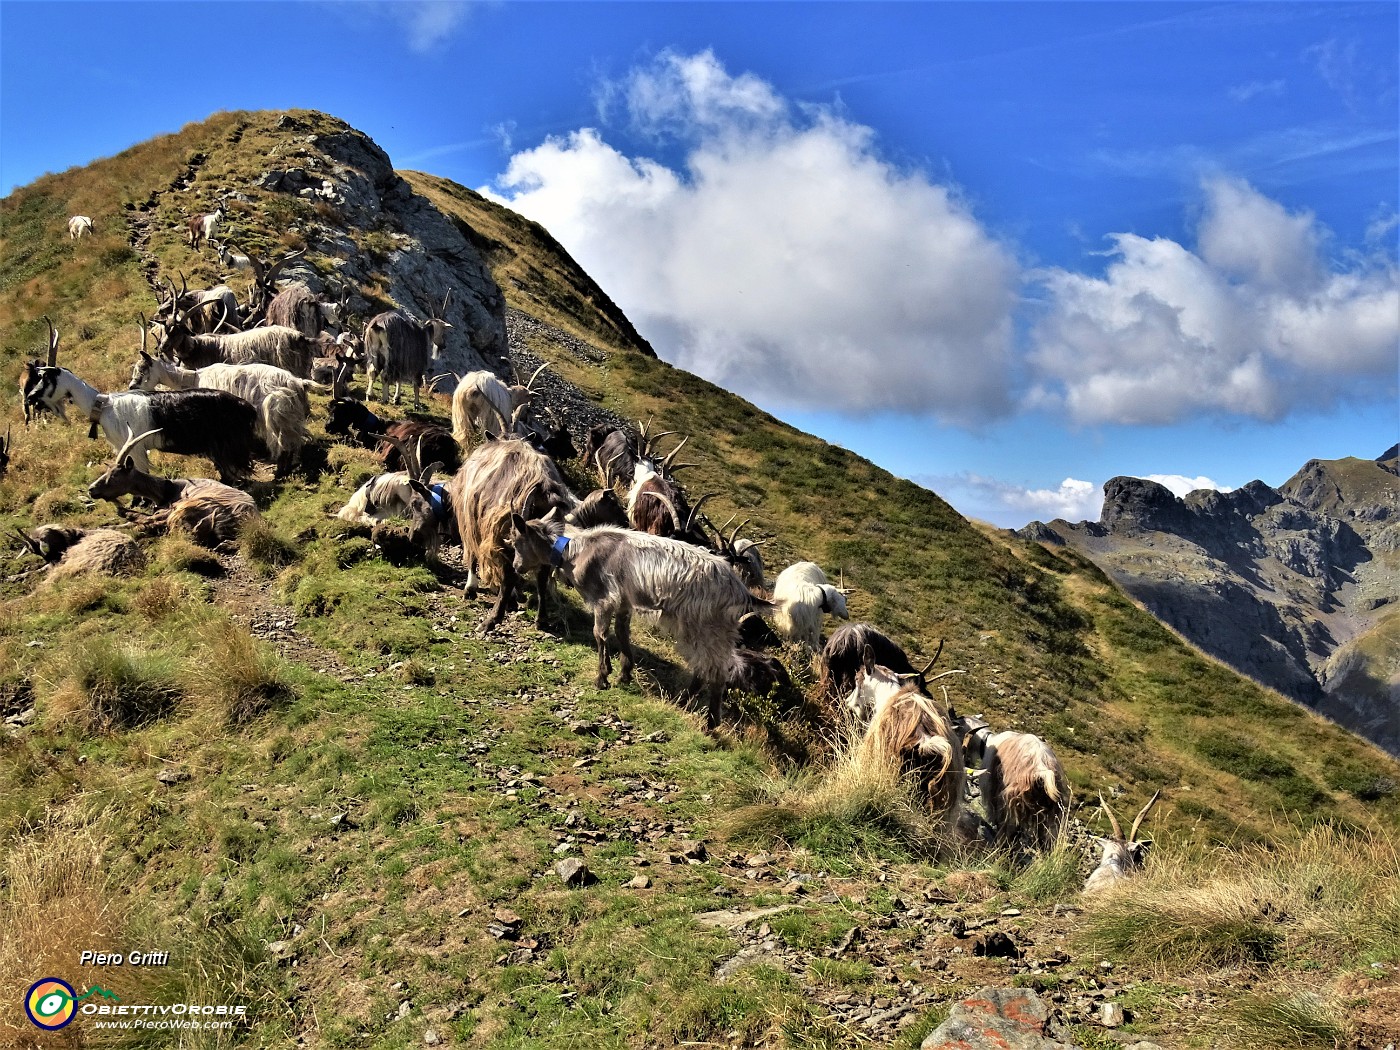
916, 639, 946, 678
684, 492, 717, 533
12, 528, 41, 558
1128, 790, 1161, 842
661, 435, 689, 469
1097, 793, 1125, 841
114, 425, 163, 465
427, 372, 458, 391
44, 316, 59, 367
729, 517, 751, 546
441, 289, 452, 317
525, 363, 549, 391
138, 313, 149, 357
639, 490, 681, 531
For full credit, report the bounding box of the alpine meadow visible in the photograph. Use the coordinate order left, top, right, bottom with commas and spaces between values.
2, 110, 1397, 1050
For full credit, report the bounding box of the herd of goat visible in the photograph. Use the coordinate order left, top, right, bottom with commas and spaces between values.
10, 209, 1159, 894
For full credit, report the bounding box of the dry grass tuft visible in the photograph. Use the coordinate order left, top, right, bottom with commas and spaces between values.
189, 619, 295, 725
70, 640, 183, 732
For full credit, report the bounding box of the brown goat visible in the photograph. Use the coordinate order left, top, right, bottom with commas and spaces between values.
15, 525, 146, 582
450, 438, 577, 629
980, 731, 1069, 851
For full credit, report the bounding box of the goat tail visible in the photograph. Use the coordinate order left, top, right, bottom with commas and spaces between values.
451, 385, 472, 446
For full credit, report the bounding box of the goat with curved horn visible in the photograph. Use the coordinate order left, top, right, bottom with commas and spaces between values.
1084, 789, 1161, 894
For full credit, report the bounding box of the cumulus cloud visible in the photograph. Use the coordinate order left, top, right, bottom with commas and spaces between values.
1142, 474, 1232, 498
1028, 176, 1399, 425
931, 471, 1232, 528
485, 50, 1019, 423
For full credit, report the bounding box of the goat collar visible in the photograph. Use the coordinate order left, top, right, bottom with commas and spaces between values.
360, 410, 384, 433
427, 484, 449, 522
549, 534, 571, 567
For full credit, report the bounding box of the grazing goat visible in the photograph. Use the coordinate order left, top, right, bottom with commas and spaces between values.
14, 524, 146, 582
325, 398, 387, 447
726, 648, 794, 704
155, 275, 242, 335
705, 515, 767, 594
1084, 792, 1160, 895
820, 623, 917, 699
68, 215, 95, 239
364, 294, 452, 407
22, 319, 257, 483
977, 731, 1069, 851
450, 438, 578, 629
845, 653, 965, 829
334, 436, 452, 558
565, 488, 629, 529
581, 424, 637, 490
507, 518, 771, 729
128, 350, 317, 476
378, 421, 459, 475
186, 206, 223, 251
154, 298, 314, 377
267, 281, 345, 338
450, 364, 548, 443
772, 561, 849, 648
88, 428, 259, 549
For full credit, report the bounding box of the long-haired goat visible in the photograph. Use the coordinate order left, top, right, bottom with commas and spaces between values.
364, 293, 452, 407
14, 524, 146, 582
267, 281, 345, 338
976, 731, 1069, 851
507, 517, 771, 730
626, 431, 705, 539
820, 624, 919, 699
845, 652, 965, 829
450, 364, 548, 443
68, 215, 95, 240
772, 561, 849, 648
565, 488, 629, 529
1084, 791, 1160, 895
581, 424, 637, 491
154, 275, 242, 335
334, 436, 453, 559
450, 438, 577, 629
154, 296, 314, 377
128, 349, 317, 477
186, 206, 223, 251
704, 515, 768, 595
22, 320, 257, 483
88, 428, 259, 549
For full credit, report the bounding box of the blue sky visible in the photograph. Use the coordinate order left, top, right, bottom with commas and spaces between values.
3, 2, 1396, 527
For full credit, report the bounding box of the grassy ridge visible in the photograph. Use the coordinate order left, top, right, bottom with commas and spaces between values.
1, 108, 1397, 1048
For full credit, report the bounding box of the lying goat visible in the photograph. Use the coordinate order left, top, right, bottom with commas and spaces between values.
324, 399, 459, 474
1084, 791, 1160, 895
507, 517, 771, 730
846, 649, 965, 829
334, 436, 453, 559
88, 428, 259, 550
14, 524, 146, 582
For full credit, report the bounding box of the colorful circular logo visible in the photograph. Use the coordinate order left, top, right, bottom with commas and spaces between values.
26, 978, 78, 1030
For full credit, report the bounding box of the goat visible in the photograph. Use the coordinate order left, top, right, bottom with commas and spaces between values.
364, 293, 452, 407
68, 215, 94, 239
772, 561, 849, 648
14, 524, 146, 582
450, 438, 578, 629
977, 731, 1070, 851
153, 274, 242, 335
312, 338, 364, 400
334, 436, 452, 559
704, 515, 767, 594
507, 517, 771, 730
565, 488, 629, 529
22, 319, 257, 483
267, 281, 345, 338
820, 624, 919, 699
1084, 791, 1160, 895
88, 428, 259, 549
581, 424, 637, 490
626, 432, 701, 538
153, 297, 314, 377
186, 206, 223, 251
845, 652, 965, 829
377, 421, 459, 475
214, 241, 252, 274
726, 648, 794, 705
325, 397, 388, 447
128, 349, 317, 477
450, 364, 548, 443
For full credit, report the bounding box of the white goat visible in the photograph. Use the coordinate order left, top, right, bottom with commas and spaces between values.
68, 215, 95, 239
1084, 791, 1160, 895
128, 351, 318, 476
187, 207, 223, 251
450, 364, 549, 444
772, 561, 849, 648
215, 241, 252, 273
978, 731, 1069, 850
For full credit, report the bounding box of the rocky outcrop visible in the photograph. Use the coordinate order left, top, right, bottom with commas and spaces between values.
1018, 451, 1400, 756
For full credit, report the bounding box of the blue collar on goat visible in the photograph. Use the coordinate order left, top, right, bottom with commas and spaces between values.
427, 484, 450, 522
550, 534, 571, 566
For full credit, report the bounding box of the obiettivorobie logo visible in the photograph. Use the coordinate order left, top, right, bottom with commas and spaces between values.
25, 978, 120, 1030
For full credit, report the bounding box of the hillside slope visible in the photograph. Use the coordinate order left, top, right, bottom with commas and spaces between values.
1020, 452, 1400, 755
3, 109, 1399, 1049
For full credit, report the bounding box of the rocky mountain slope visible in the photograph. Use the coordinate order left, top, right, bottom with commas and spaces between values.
1020, 449, 1400, 754
4, 109, 1399, 1048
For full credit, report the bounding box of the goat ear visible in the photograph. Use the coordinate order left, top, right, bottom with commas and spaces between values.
861, 644, 875, 674
509, 512, 529, 537
122, 456, 135, 470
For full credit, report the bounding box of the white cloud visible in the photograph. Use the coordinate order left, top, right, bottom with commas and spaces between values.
342, 1, 471, 53
1142, 474, 1231, 498
485, 50, 1019, 423
1228, 80, 1285, 103
930, 473, 1104, 527
1028, 177, 1399, 425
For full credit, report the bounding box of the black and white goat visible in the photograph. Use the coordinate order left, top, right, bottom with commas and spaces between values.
88, 428, 259, 549
363, 293, 452, 407
128, 349, 318, 476
22, 319, 257, 483
581, 424, 637, 491
507, 516, 772, 730
820, 624, 920, 699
